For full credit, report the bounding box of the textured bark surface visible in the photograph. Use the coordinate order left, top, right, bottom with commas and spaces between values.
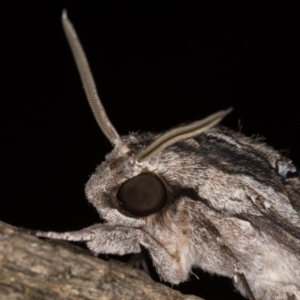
0, 221, 203, 300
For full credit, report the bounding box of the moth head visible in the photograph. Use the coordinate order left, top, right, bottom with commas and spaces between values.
62, 11, 232, 222
84, 134, 170, 221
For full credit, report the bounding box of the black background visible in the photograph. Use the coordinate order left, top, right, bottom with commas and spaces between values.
1, 2, 299, 299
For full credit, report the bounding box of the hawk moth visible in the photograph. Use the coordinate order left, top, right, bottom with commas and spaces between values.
35, 11, 300, 300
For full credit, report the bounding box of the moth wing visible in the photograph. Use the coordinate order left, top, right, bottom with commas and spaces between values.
242, 175, 300, 256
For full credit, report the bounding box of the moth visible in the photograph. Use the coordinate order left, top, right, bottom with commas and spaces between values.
35, 11, 300, 300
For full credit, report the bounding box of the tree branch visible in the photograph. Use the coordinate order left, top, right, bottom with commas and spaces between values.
0, 221, 203, 300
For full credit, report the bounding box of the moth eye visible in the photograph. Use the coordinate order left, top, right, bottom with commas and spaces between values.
117, 172, 167, 217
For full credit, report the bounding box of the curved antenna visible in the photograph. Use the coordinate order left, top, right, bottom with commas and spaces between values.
137, 107, 233, 162
62, 10, 121, 146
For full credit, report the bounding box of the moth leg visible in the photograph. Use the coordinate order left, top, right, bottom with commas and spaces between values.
34, 225, 190, 283
135, 229, 190, 284
34, 227, 96, 242
34, 224, 141, 256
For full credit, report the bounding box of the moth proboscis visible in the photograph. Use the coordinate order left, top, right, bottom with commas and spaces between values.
33, 11, 300, 300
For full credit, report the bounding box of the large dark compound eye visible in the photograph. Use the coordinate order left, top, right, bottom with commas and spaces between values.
117, 172, 167, 217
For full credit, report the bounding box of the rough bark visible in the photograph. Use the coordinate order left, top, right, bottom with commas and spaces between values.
0, 221, 203, 300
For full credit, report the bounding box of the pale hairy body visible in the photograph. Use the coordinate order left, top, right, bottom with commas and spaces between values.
34, 12, 300, 300
40, 127, 300, 300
